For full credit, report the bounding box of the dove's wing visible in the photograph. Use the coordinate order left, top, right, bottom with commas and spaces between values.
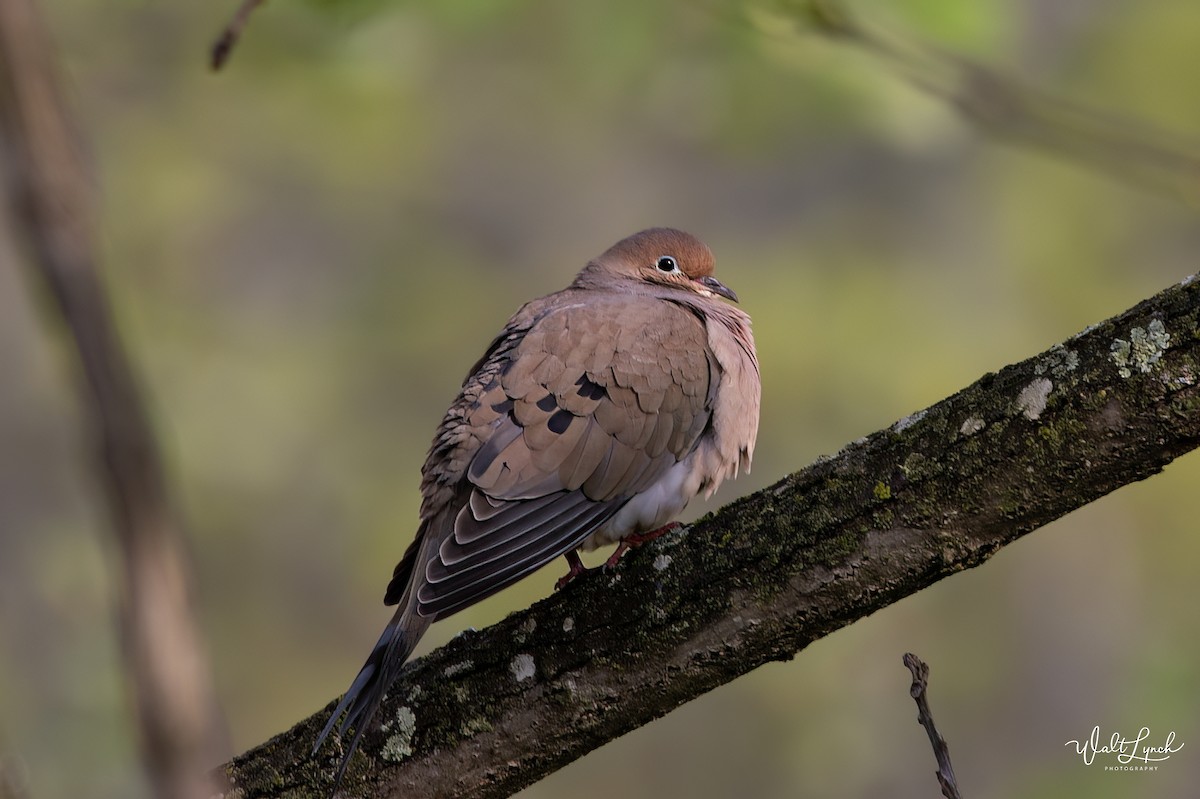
392, 292, 716, 619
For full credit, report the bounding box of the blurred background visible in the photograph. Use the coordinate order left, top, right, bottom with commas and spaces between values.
1, 0, 1198, 797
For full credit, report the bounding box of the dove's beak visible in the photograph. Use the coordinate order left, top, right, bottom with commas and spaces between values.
695, 275, 739, 303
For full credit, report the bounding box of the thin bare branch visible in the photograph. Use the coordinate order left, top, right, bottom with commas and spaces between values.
792, 0, 1200, 205
903, 653, 963, 799
211, 0, 268, 71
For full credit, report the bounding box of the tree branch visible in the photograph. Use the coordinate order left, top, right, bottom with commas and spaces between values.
0, 2, 228, 797
211, 0, 268, 71
798, 0, 1200, 205
903, 653, 962, 799
219, 272, 1200, 797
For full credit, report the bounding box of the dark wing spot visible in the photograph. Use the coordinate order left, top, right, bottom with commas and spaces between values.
490, 397, 514, 414
536, 393, 558, 412
574, 374, 606, 400
548, 409, 574, 434
467, 423, 523, 483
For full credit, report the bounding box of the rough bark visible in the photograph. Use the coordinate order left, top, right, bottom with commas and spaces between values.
220, 274, 1200, 798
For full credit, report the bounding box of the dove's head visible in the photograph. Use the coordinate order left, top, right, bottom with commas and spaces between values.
582, 227, 739, 303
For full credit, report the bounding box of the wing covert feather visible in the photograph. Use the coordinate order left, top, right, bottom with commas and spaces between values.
411, 294, 716, 620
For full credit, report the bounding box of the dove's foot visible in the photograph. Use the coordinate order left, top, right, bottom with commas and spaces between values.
554, 550, 593, 590
603, 522, 683, 570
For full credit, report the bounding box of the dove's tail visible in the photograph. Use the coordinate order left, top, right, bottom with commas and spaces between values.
313, 606, 430, 794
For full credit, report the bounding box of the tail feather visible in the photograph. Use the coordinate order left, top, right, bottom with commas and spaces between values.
311, 646, 381, 754
314, 610, 429, 794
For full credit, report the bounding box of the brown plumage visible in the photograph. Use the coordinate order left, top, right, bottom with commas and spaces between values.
314, 228, 760, 789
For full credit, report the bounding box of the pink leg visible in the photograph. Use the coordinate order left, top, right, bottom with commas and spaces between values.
554, 550, 591, 590
603, 522, 683, 569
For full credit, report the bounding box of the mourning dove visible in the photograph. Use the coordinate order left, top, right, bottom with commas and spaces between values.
314, 228, 760, 787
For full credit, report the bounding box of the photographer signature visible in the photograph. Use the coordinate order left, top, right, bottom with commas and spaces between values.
1065, 726, 1183, 765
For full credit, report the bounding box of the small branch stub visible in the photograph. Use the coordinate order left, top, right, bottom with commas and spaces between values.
211, 0, 267, 70
903, 653, 963, 799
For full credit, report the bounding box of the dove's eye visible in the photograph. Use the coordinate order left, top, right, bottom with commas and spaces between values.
656, 256, 679, 273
